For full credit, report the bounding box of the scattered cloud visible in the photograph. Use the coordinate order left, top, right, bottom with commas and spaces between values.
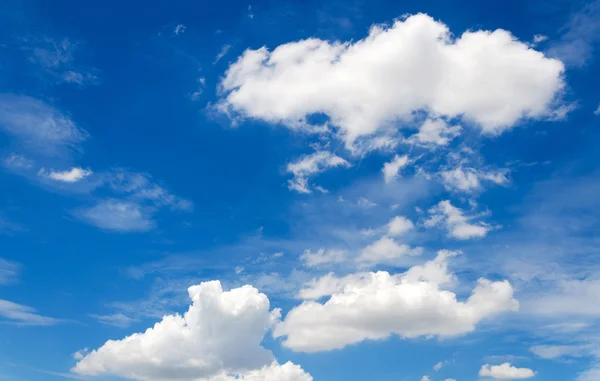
287, 151, 350, 193
39, 167, 93, 183
594, 104, 600, 115
73, 281, 311, 381
218, 14, 565, 150
174, 24, 186, 35
479, 363, 535, 379
382, 154, 409, 184
25, 37, 97, 86
274, 251, 518, 352
425, 200, 494, 239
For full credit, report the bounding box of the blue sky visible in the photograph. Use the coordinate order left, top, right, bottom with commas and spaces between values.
1, 0, 600, 380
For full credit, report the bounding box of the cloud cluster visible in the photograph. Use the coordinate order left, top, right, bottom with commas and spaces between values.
479, 363, 535, 379
425, 200, 493, 239
73, 281, 311, 381
274, 251, 518, 352
440, 167, 509, 193
287, 151, 350, 193
218, 13, 565, 149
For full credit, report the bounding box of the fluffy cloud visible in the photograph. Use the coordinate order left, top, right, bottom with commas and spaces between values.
217, 13, 565, 149
204, 362, 312, 381
479, 363, 535, 379
408, 119, 461, 146
301, 248, 346, 267
357, 236, 422, 266
274, 251, 518, 352
73, 281, 311, 381
382, 155, 409, 184
440, 167, 509, 192
286, 151, 350, 193
387, 216, 414, 236
39, 167, 92, 182
425, 200, 493, 239
0, 94, 88, 155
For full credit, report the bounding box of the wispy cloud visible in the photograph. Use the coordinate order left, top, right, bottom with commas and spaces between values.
0, 94, 88, 156
0, 299, 61, 326
0, 258, 20, 285
24, 37, 98, 86
75, 199, 156, 232
213, 44, 231, 64
89, 313, 137, 328
547, 0, 600, 67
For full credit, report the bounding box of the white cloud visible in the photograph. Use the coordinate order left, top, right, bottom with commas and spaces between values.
301, 248, 346, 267
0, 94, 88, 155
387, 216, 414, 236
76, 200, 156, 232
440, 167, 509, 192
73, 281, 311, 381
479, 363, 535, 379
408, 119, 461, 146
382, 154, 409, 184
0, 258, 20, 285
425, 200, 493, 239
205, 362, 312, 381
445, 379, 457, 381
357, 236, 422, 266
421, 376, 430, 381
214, 44, 232, 65
594, 104, 600, 115
217, 13, 565, 149
39, 167, 92, 183
0, 299, 60, 326
274, 251, 518, 352
287, 151, 350, 193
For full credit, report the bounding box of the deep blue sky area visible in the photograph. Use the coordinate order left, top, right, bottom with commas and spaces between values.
0, 1, 599, 381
